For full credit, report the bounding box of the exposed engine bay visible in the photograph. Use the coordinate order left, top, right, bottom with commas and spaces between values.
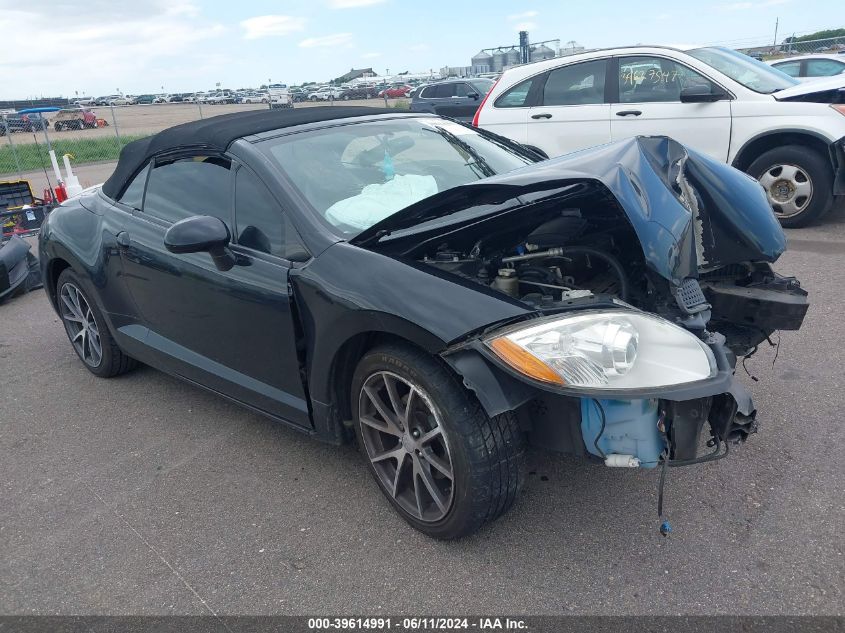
421, 209, 631, 310
416, 202, 807, 358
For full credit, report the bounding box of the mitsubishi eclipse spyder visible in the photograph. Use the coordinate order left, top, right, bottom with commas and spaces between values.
39, 107, 809, 539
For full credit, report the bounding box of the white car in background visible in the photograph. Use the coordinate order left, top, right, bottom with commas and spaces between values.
768, 54, 845, 82
474, 45, 845, 227
308, 86, 343, 101
241, 92, 269, 104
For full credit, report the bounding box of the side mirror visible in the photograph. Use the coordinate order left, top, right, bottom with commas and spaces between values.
680, 85, 727, 103
164, 215, 235, 271
468, 92, 480, 100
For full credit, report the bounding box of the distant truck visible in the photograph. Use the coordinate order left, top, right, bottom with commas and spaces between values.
52, 108, 98, 131
268, 84, 293, 109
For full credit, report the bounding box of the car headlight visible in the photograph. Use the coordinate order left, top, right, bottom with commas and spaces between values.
486, 310, 716, 390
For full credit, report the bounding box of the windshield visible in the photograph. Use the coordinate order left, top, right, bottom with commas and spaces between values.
687, 46, 799, 93
259, 117, 533, 237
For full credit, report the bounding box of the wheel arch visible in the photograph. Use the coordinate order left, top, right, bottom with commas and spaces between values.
309, 322, 446, 444
731, 129, 834, 174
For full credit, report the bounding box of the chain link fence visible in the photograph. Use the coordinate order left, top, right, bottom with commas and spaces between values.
738, 35, 845, 59
0, 96, 409, 195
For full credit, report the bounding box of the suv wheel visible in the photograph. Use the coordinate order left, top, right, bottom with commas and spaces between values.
748, 144, 834, 228
351, 344, 525, 539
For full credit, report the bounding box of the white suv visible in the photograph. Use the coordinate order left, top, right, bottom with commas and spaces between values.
474, 45, 845, 227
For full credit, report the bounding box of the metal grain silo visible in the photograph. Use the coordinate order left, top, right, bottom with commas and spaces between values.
530, 44, 556, 62
471, 50, 493, 74
492, 50, 508, 72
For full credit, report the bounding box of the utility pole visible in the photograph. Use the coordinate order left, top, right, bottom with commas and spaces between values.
773, 17, 779, 51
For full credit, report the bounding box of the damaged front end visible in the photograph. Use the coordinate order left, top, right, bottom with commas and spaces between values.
359, 136, 808, 474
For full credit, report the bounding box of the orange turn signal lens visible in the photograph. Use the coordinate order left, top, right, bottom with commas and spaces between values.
832, 104, 845, 117
489, 338, 565, 386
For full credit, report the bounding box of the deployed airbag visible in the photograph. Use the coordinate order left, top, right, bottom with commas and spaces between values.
326, 174, 438, 230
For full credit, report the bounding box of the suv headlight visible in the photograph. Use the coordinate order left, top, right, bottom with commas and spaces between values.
486, 310, 716, 390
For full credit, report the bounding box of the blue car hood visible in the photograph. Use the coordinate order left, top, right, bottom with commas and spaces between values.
352, 136, 787, 284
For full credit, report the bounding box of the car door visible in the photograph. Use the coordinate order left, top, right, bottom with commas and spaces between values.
609, 55, 732, 162
116, 152, 312, 428
433, 83, 476, 120
524, 58, 612, 157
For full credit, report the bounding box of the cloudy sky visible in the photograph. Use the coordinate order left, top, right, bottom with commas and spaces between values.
0, 0, 841, 98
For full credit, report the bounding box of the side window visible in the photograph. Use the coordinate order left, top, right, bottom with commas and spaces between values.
619, 56, 717, 103
542, 60, 607, 106
143, 156, 232, 225
117, 163, 149, 210
494, 77, 534, 108
235, 167, 301, 258
806, 59, 845, 77
433, 83, 456, 98
420, 86, 434, 99
455, 83, 475, 97
773, 60, 801, 77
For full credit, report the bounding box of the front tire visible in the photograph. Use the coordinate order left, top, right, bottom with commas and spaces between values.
57, 269, 137, 378
748, 144, 834, 228
352, 344, 525, 539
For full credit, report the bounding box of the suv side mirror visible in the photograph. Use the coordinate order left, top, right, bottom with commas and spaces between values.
680, 85, 727, 103
468, 92, 480, 100
164, 215, 235, 271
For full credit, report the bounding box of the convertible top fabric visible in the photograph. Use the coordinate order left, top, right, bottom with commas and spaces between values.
101, 106, 397, 199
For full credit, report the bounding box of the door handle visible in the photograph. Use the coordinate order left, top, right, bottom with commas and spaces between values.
531, 113, 552, 120
615, 110, 642, 117
116, 231, 130, 248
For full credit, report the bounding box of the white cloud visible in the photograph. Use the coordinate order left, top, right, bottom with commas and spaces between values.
514, 21, 537, 31
507, 10, 538, 20
240, 15, 306, 39
362, 52, 382, 59
0, 0, 229, 97
299, 33, 354, 48
329, 0, 386, 7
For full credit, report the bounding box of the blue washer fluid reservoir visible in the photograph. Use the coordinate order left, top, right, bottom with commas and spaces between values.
580, 399, 664, 468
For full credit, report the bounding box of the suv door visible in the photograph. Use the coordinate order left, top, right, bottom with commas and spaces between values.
432, 82, 479, 120
115, 152, 312, 428
525, 58, 612, 157
610, 55, 732, 161
420, 83, 454, 115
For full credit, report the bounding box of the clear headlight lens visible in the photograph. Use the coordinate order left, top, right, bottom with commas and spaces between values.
487, 310, 716, 390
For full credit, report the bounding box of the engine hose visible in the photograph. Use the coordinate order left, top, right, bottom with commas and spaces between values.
557, 246, 630, 301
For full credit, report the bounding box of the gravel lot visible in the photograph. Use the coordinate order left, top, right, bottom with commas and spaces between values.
1, 206, 843, 616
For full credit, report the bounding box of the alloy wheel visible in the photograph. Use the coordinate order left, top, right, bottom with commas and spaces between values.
59, 282, 103, 368
358, 371, 455, 522
758, 163, 813, 219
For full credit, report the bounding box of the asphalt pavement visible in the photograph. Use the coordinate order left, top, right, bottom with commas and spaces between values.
1, 206, 843, 616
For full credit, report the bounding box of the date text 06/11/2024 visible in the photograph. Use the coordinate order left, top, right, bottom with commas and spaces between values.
307, 617, 529, 630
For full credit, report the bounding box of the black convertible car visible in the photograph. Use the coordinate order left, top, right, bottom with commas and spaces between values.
40, 107, 808, 539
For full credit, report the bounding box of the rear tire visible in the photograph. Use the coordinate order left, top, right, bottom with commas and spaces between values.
56, 269, 137, 378
351, 343, 525, 539
747, 144, 834, 228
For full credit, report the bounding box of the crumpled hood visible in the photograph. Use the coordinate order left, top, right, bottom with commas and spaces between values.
772, 74, 845, 100
353, 136, 787, 285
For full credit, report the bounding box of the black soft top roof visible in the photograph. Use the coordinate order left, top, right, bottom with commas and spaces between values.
101, 106, 396, 199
